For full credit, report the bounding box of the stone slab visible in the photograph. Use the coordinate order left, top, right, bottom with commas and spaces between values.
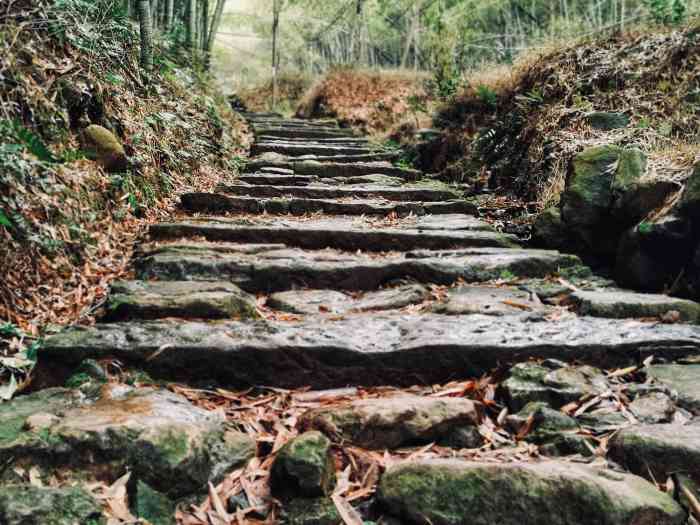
245, 159, 421, 181
135, 246, 579, 293
150, 217, 516, 252
41, 314, 700, 389
647, 364, 700, 414
572, 289, 700, 322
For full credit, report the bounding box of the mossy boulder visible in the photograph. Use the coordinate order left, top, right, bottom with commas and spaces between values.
82, 124, 127, 172
105, 280, 260, 321
610, 422, 700, 483
378, 459, 685, 525
0, 385, 255, 501
282, 497, 341, 525
502, 361, 609, 411
561, 146, 647, 253
585, 112, 630, 131
0, 485, 103, 525
299, 395, 481, 450
271, 431, 336, 500
531, 206, 569, 250
647, 364, 700, 415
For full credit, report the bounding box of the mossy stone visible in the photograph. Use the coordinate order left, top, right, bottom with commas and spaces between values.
531, 207, 569, 250
680, 162, 700, 219
271, 431, 336, 500
133, 481, 175, 525
283, 497, 341, 525
585, 112, 630, 131
0, 485, 104, 525
82, 124, 127, 172
378, 459, 685, 525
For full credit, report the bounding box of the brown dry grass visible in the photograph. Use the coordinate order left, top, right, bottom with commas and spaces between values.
296, 68, 430, 135
238, 73, 312, 115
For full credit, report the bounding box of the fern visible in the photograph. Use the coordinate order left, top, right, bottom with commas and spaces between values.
0, 209, 12, 229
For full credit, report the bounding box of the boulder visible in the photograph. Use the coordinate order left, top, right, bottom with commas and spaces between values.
82, 124, 128, 172
561, 146, 647, 253
377, 459, 685, 525
105, 280, 260, 321
0, 386, 255, 501
612, 179, 680, 225
615, 215, 693, 291
647, 364, 700, 414
679, 162, 700, 220
585, 112, 630, 130
270, 431, 336, 500
299, 395, 480, 450
282, 497, 341, 525
0, 485, 103, 525
502, 360, 609, 411
505, 401, 591, 456
627, 392, 676, 424
571, 289, 700, 322
531, 206, 569, 250
610, 422, 700, 483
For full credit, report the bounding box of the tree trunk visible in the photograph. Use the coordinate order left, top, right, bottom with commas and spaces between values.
271, 0, 280, 110
137, 0, 153, 71
187, 0, 197, 51
165, 0, 174, 30
206, 0, 226, 52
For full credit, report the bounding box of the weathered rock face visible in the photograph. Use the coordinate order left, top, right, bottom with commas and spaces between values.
267, 285, 430, 315
0, 485, 103, 525
0, 386, 255, 501
679, 162, 700, 220
105, 280, 260, 321
560, 146, 647, 253
40, 315, 700, 389
299, 395, 481, 449
432, 285, 546, 316
82, 124, 128, 172
610, 422, 700, 482
378, 459, 685, 525
615, 215, 694, 291
531, 206, 569, 250
271, 431, 336, 500
571, 289, 700, 322
585, 111, 630, 130
502, 361, 609, 411
647, 364, 700, 414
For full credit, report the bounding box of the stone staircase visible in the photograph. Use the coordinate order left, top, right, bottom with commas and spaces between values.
5, 114, 700, 524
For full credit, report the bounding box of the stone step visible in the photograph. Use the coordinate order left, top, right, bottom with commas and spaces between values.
214, 183, 462, 202
104, 280, 260, 321
248, 119, 339, 129
238, 173, 319, 185
255, 151, 400, 164
253, 127, 356, 140
135, 245, 579, 293
149, 215, 516, 251
256, 136, 371, 146
252, 142, 375, 157
181, 193, 476, 216
244, 159, 421, 180
41, 314, 700, 389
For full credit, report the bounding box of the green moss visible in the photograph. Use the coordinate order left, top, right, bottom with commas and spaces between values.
65, 372, 92, 389
0, 415, 26, 445
152, 429, 191, 466
134, 481, 175, 525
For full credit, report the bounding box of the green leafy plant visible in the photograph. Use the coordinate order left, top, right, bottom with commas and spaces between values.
645, 0, 687, 25
476, 84, 498, 108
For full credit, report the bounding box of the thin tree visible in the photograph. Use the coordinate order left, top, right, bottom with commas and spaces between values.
271, 0, 281, 110
137, 0, 154, 71
187, 0, 197, 51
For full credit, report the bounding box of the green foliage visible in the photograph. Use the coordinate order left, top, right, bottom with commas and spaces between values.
476, 85, 498, 108
645, 0, 687, 24
638, 221, 654, 234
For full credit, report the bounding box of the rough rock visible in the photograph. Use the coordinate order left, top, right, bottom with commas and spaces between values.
585, 111, 630, 130
502, 360, 609, 411
180, 192, 478, 216
679, 162, 700, 220
647, 364, 700, 414
270, 431, 335, 499
531, 206, 569, 250
628, 392, 676, 423
299, 395, 481, 449
150, 216, 517, 252
245, 158, 421, 181
214, 183, 460, 202
612, 179, 681, 224
615, 215, 693, 291
105, 280, 260, 321
135, 246, 578, 293
506, 401, 590, 456
610, 422, 700, 482
0, 485, 103, 525
0, 386, 255, 499
82, 124, 128, 172
571, 289, 700, 322
377, 459, 685, 525
41, 314, 700, 389
432, 285, 546, 316
267, 285, 430, 315
282, 497, 340, 525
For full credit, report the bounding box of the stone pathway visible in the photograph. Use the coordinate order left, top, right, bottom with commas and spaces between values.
4, 114, 700, 524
